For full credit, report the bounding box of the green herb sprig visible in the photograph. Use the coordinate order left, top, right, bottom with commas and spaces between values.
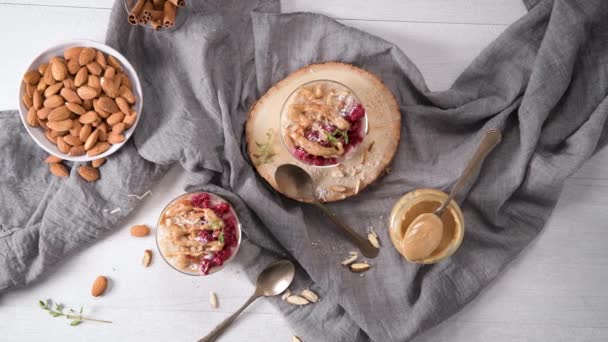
324, 129, 349, 146
38, 299, 112, 326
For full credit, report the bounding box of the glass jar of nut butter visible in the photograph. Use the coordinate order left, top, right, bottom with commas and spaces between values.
389, 189, 464, 264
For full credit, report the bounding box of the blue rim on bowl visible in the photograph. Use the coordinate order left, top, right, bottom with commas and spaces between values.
17, 40, 143, 162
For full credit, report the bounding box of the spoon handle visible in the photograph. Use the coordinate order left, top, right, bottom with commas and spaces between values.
435, 129, 502, 216
313, 202, 379, 258
198, 293, 259, 342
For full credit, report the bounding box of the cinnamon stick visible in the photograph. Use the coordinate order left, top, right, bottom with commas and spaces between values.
128, 0, 146, 25
167, 0, 185, 7
163, 1, 177, 28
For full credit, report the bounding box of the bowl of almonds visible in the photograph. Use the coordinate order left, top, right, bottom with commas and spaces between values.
18, 40, 143, 162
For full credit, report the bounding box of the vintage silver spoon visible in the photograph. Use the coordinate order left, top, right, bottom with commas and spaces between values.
198, 260, 295, 342
274, 164, 379, 258
403, 129, 502, 261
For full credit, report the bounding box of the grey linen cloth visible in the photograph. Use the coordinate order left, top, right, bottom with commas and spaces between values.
2, 0, 608, 340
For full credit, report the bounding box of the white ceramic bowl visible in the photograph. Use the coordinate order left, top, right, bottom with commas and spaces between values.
18, 40, 143, 162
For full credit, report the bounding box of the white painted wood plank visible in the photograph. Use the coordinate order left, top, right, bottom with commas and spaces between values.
0, 166, 294, 342
2, 0, 528, 24
0, 4, 510, 110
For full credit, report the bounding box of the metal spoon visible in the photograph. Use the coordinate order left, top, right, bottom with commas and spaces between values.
274, 164, 379, 258
403, 129, 502, 260
198, 260, 295, 342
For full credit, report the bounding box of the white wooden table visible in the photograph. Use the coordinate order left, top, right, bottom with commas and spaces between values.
1, 1, 607, 341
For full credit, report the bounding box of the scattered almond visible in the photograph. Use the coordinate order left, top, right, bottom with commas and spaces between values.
300, 289, 319, 303
130, 224, 150, 237
292, 337, 302, 342
341, 252, 358, 266
78, 165, 100, 182
349, 263, 371, 273
91, 275, 108, 297
92, 158, 106, 168
79, 47, 96, 66
142, 249, 152, 267
368, 233, 380, 249
45, 155, 63, 163
49, 163, 69, 177
209, 291, 218, 309
286, 295, 309, 306
281, 289, 292, 301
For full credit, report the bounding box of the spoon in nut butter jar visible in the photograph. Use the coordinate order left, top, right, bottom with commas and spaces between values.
401, 129, 502, 262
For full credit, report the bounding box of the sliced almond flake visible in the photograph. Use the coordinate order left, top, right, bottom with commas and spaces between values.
367, 141, 375, 152
331, 169, 344, 178
341, 253, 358, 266
281, 289, 292, 301
300, 289, 319, 303
209, 291, 218, 309
369, 226, 378, 238
142, 249, 152, 267
110, 207, 121, 214
350, 262, 371, 273
355, 179, 362, 194
330, 185, 347, 193
292, 336, 302, 342
286, 295, 310, 306
368, 233, 380, 248
128, 190, 152, 200
360, 149, 367, 164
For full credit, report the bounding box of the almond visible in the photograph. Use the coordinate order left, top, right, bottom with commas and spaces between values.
82, 99, 93, 110
92, 158, 106, 168
119, 85, 135, 104
37, 107, 51, 120
115, 96, 131, 115
44, 82, 64, 97
79, 124, 92, 142
77, 86, 98, 100
87, 141, 110, 157
67, 58, 80, 75
96, 51, 107, 69
68, 145, 86, 156
106, 112, 125, 126
74, 67, 88, 87
43, 95, 64, 109
93, 99, 110, 119
368, 233, 380, 248
86, 61, 102, 76
107, 132, 125, 145
39, 120, 48, 130
49, 163, 69, 177
123, 113, 137, 128
26, 83, 35, 97
88, 75, 101, 91
98, 127, 108, 142
209, 291, 218, 308
66, 102, 86, 115
57, 136, 70, 153
26, 107, 39, 127
46, 119, 73, 132
70, 121, 82, 137
91, 275, 108, 297
36, 80, 48, 92
42, 64, 55, 85
45, 155, 63, 163
23, 70, 41, 85
45, 130, 56, 144
22, 94, 33, 109
349, 263, 371, 273
112, 122, 126, 135
130, 224, 150, 237
100, 76, 119, 98
78, 165, 99, 182
64, 46, 83, 60
79, 111, 99, 124
38, 63, 48, 75
98, 96, 119, 113
142, 249, 152, 267
84, 128, 100, 150
32, 90, 42, 110
286, 295, 310, 306
47, 105, 71, 121
118, 73, 131, 89
51, 60, 68, 81
104, 67, 115, 80
63, 78, 76, 90
60, 88, 81, 104
341, 253, 358, 266
300, 289, 319, 303
79, 47, 97, 66
107, 55, 122, 70
63, 134, 82, 146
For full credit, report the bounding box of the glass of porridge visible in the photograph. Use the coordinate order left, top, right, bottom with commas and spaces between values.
280, 80, 368, 167
156, 192, 241, 275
